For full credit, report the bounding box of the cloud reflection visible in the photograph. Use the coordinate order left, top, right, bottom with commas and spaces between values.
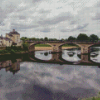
0, 62, 100, 100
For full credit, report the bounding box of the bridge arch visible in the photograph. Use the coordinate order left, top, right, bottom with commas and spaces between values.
89, 43, 100, 48
28, 41, 100, 54
28, 42, 53, 52
58, 42, 80, 51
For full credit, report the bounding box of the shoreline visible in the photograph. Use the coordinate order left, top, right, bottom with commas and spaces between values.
0, 51, 28, 55
35, 46, 78, 51
0, 46, 78, 55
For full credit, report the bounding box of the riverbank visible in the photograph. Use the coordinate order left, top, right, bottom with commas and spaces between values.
35, 46, 78, 51
0, 46, 78, 55
0, 51, 28, 55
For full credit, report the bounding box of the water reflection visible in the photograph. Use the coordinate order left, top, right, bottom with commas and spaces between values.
35, 50, 52, 60
0, 58, 21, 74
0, 51, 100, 99
90, 47, 100, 63
62, 49, 81, 62
28, 49, 100, 66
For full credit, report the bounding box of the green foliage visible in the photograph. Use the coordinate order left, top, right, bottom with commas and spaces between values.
89, 34, 99, 42
20, 33, 100, 42
21, 37, 29, 43
22, 43, 28, 51
44, 37, 48, 41
61, 38, 65, 41
10, 49, 15, 54
77, 33, 89, 41
35, 44, 51, 47
40, 38, 44, 41
68, 36, 76, 41
48, 38, 58, 41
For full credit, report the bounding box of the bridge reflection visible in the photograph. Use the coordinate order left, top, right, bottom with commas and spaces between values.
0, 52, 100, 75
29, 51, 100, 66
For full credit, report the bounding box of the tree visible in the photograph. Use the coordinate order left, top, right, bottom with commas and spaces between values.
61, 38, 65, 41
21, 37, 28, 41
40, 38, 44, 41
49, 38, 58, 41
44, 37, 48, 41
68, 36, 76, 41
21, 37, 29, 43
89, 34, 99, 42
77, 33, 89, 41
29, 37, 36, 41
22, 43, 28, 51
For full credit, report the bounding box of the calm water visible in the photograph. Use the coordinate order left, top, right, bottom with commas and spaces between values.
0, 47, 100, 100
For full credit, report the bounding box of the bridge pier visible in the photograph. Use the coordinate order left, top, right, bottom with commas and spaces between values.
81, 54, 90, 63
77, 44, 92, 54
81, 46, 90, 54
51, 45, 62, 53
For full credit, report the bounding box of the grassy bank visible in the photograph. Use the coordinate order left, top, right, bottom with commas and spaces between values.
35, 44, 51, 47
0, 46, 27, 55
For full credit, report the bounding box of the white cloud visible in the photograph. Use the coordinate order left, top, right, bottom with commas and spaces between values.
0, 0, 100, 38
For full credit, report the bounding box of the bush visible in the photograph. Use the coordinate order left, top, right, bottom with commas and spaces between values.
10, 49, 15, 54
22, 43, 28, 51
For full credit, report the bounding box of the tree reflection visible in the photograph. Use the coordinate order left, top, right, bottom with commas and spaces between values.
44, 52, 48, 56
67, 52, 75, 57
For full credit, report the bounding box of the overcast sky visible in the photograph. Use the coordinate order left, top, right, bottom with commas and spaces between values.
0, 0, 100, 39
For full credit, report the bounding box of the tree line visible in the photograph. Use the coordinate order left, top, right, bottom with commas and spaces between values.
21, 33, 100, 42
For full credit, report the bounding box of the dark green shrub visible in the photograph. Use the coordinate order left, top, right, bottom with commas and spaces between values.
10, 49, 15, 54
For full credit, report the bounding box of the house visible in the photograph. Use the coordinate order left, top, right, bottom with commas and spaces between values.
0, 29, 22, 47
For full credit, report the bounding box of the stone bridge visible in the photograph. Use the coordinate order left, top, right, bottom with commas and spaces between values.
27, 41, 100, 54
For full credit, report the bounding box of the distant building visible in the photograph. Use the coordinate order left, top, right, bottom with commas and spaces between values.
0, 29, 22, 47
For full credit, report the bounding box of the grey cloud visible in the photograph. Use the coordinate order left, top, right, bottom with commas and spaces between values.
40, 27, 51, 32
70, 21, 77, 25
0, 22, 5, 26
74, 23, 89, 30
0, 3, 17, 23
19, 16, 27, 20
38, 9, 51, 14
11, 23, 39, 30
92, 13, 100, 20
32, 0, 42, 3
95, 1, 100, 7
60, 23, 88, 32
60, 29, 70, 32
38, 12, 73, 25
0, 8, 7, 22
10, 15, 27, 20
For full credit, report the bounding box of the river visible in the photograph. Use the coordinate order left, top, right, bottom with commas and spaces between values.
0, 47, 100, 100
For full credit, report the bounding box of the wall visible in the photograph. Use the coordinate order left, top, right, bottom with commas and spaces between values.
2, 39, 12, 47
